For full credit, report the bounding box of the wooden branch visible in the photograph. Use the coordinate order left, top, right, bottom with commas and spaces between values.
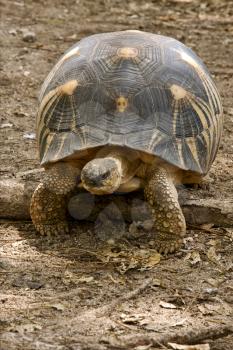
0, 172, 232, 227
109, 324, 233, 348
0, 169, 43, 220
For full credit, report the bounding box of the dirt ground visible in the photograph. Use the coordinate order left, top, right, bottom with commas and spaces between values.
0, 0, 233, 349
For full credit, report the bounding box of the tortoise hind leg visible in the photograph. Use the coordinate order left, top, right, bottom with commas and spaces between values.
30, 162, 80, 236
144, 165, 186, 254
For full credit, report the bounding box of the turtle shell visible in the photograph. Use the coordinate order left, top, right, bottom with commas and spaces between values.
37, 30, 223, 174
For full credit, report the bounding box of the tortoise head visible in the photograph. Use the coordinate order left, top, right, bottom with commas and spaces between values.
81, 158, 122, 195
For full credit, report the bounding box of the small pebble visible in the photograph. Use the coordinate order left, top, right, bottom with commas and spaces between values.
107, 238, 115, 245
27, 281, 44, 290
23, 132, 36, 139
203, 287, 218, 295
67, 33, 77, 40
22, 30, 36, 43
129, 222, 138, 234
9, 28, 17, 35
19, 47, 29, 55
0, 123, 13, 128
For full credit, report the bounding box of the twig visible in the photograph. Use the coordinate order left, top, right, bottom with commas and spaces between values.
2, 44, 55, 52
15, 168, 44, 178
188, 224, 220, 234
61, 278, 153, 332
116, 324, 233, 348
95, 277, 153, 317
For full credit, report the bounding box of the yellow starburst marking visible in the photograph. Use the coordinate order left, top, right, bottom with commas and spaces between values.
58, 80, 78, 95
116, 96, 128, 112
62, 46, 80, 61
170, 84, 187, 100
176, 139, 186, 169
39, 48, 80, 101
43, 132, 55, 154
180, 51, 199, 68
186, 137, 201, 171
117, 47, 139, 59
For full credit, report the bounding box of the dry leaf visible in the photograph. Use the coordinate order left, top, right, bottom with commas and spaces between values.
205, 278, 221, 287
170, 0, 193, 3
117, 258, 139, 274
102, 248, 123, 258
198, 304, 213, 315
62, 271, 94, 285
151, 278, 162, 287
50, 303, 65, 311
200, 223, 214, 231
76, 276, 94, 283
168, 343, 210, 350
134, 344, 153, 350
141, 321, 161, 331
198, 303, 221, 315
170, 318, 187, 327
223, 228, 233, 239
0, 123, 13, 128
159, 301, 177, 309
120, 313, 145, 325
15, 323, 42, 334
184, 250, 201, 265
208, 239, 218, 246
100, 247, 161, 273
207, 247, 221, 264
107, 273, 122, 284
140, 253, 161, 270
146, 254, 161, 266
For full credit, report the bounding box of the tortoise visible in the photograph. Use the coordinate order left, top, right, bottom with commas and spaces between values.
30, 30, 223, 253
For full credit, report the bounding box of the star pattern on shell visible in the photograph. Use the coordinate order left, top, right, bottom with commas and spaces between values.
37, 30, 223, 174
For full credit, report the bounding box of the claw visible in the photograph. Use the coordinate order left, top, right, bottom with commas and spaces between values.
35, 222, 69, 236
155, 238, 183, 254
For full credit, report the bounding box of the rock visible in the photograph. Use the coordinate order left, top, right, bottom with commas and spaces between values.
22, 30, 36, 43
18, 47, 29, 56
23, 132, 36, 139
23, 71, 30, 77
0, 122, 13, 129
9, 29, 17, 36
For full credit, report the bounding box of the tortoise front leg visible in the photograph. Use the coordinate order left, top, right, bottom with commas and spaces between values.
144, 165, 186, 254
30, 162, 80, 236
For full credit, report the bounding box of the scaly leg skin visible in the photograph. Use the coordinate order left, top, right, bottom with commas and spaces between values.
144, 165, 186, 254
30, 162, 80, 236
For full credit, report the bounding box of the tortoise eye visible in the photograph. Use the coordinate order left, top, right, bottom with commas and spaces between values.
101, 171, 111, 180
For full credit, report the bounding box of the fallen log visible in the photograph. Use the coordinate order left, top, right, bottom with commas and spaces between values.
0, 169, 43, 220
0, 171, 233, 227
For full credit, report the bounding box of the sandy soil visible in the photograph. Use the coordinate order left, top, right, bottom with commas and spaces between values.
0, 0, 232, 349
